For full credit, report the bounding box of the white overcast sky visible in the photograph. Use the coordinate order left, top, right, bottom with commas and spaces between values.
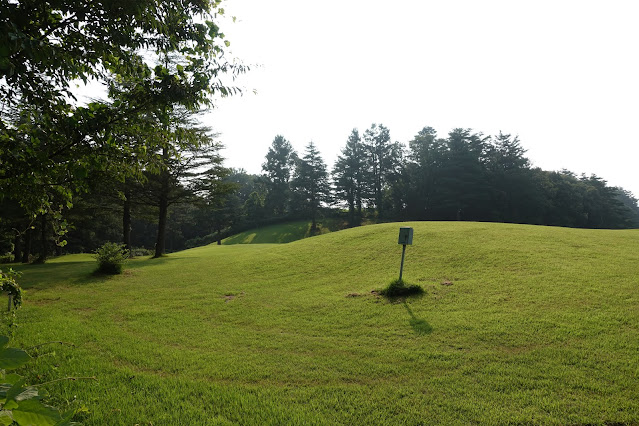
206, 0, 639, 198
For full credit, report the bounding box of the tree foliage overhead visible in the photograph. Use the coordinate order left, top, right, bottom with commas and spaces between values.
0, 0, 237, 108
0, 0, 244, 218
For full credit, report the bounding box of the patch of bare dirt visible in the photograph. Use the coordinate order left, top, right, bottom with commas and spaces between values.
223, 292, 245, 302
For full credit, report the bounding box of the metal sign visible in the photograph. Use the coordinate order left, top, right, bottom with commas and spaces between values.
398, 227, 413, 245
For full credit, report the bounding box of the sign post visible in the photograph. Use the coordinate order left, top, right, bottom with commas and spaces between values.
398, 227, 413, 281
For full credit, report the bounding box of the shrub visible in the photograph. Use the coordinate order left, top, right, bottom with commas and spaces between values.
380, 278, 424, 298
0, 269, 23, 336
130, 247, 153, 257
94, 242, 129, 274
0, 268, 23, 309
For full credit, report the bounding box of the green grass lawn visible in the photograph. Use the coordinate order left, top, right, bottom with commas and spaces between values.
222, 218, 346, 244
5, 222, 639, 424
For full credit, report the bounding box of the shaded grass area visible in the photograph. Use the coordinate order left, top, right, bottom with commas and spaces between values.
222, 218, 346, 244
379, 278, 424, 298
5, 222, 639, 424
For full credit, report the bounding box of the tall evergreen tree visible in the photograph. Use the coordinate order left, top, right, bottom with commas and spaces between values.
262, 135, 297, 217
137, 108, 225, 257
405, 126, 444, 219
332, 129, 366, 226
436, 128, 492, 220
486, 132, 537, 223
362, 123, 401, 219
291, 142, 330, 232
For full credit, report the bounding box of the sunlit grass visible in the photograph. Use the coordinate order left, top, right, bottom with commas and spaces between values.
6, 222, 639, 424
222, 218, 346, 244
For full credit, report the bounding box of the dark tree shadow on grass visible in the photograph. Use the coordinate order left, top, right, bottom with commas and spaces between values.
14, 255, 185, 290
403, 300, 433, 335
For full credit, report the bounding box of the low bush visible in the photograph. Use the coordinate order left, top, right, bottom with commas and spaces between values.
130, 246, 153, 257
94, 242, 129, 274
380, 278, 424, 298
0, 268, 23, 336
0, 268, 23, 309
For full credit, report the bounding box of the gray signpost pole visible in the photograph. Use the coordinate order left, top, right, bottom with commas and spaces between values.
399, 244, 407, 281
398, 227, 413, 281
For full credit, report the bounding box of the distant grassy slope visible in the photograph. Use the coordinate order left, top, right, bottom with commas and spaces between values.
7, 222, 639, 425
222, 218, 346, 244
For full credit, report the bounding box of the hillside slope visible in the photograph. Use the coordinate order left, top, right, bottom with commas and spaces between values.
222, 218, 346, 244
10, 222, 639, 425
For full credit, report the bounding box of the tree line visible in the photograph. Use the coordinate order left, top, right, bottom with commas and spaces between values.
3, 120, 639, 262
223, 124, 639, 235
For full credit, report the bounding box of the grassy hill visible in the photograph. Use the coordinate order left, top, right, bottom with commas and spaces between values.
6, 222, 639, 424
221, 218, 346, 244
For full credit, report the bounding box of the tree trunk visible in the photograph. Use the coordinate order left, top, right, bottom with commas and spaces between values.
356, 187, 362, 226
347, 192, 355, 227
154, 185, 169, 257
12, 233, 22, 263
217, 226, 222, 245
37, 214, 47, 263
154, 148, 170, 258
22, 228, 31, 263
123, 185, 132, 256
311, 205, 317, 235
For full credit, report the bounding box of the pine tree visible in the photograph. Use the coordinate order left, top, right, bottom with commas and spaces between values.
332, 129, 366, 226
291, 142, 330, 233
262, 135, 297, 217
362, 124, 402, 219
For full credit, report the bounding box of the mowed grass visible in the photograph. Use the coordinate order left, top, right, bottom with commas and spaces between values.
6, 222, 639, 424
222, 218, 346, 244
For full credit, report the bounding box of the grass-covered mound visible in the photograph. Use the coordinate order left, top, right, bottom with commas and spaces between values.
7, 222, 639, 424
222, 218, 346, 244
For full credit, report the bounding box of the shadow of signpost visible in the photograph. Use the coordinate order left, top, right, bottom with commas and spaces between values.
403, 300, 433, 335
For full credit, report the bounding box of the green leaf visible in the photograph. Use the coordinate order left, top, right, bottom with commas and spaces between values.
72, 166, 88, 180
15, 386, 39, 402
0, 348, 30, 370
0, 411, 14, 426
3, 400, 17, 411
0, 383, 12, 400
4, 378, 26, 404
12, 399, 61, 426
1, 373, 22, 385
0, 337, 8, 350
